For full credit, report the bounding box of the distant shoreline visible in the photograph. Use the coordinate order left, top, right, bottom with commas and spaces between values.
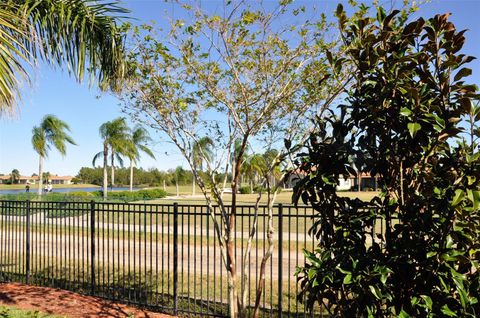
0, 183, 100, 190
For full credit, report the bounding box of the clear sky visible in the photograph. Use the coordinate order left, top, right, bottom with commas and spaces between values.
0, 0, 479, 177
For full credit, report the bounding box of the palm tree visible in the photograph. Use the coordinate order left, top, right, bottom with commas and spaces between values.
10, 169, 20, 184
191, 137, 214, 195
32, 115, 76, 195
0, 0, 128, 116
93, 117, 130, 199
126, 126, 155, 192
242, 153, 266, 193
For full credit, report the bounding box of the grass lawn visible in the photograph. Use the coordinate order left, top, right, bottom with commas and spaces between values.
0, 306, 66, 317
153, 187, 379, 205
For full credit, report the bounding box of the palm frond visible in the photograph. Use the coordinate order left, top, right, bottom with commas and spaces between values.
115, 152, 124, 168
0, 6, 31, 115
32, 114, 76, 158
0, 0, 130, 115
31, 126, 46, 157
92, 151, 104, 167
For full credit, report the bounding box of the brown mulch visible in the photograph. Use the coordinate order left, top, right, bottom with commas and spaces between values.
0, 283, 175, 318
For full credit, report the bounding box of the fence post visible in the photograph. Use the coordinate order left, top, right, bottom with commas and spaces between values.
25, 200, 31, 285
278, 203, 283, 318
90, 200, 95, 295
173, 202, 179, 315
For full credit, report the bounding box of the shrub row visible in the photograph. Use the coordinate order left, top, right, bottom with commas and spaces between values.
238, 185, 282, 194
96, 188, 168, 201
0, 188, 167, 202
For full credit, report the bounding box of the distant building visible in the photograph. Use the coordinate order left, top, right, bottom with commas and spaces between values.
48, 175, 74, 185
284, 170, 378, 191
0, 175, 38, 184
0, 174, 74, 185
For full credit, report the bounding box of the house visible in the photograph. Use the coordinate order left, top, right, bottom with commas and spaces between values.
48, 175, 74, 185
0, 175, 38, 184
0, 174, 73, 185
284, 170, 379, 191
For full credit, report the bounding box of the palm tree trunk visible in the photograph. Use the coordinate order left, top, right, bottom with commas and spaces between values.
176, 180, 179, 196
129, 161, 134, 192
37, 155, 44, 195
103, 144, 108, 200
111, 151, 115, 187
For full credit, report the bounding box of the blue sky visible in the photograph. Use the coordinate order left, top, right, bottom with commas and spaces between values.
0, 0, 479, 177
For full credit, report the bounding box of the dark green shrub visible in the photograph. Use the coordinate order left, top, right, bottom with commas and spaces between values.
105, 188, 168, 201
65, 191, 95, 198
252, 185, 264, 193
293, 6, 480, 317
239, 186, 251, 194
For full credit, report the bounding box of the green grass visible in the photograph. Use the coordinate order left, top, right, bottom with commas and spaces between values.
152, 189, 379, 205
0, 306, 66, 318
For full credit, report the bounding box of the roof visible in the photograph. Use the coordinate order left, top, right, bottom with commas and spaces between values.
0, 175, 39, 180
0, 174, 73, 181
49, 175, 74, 180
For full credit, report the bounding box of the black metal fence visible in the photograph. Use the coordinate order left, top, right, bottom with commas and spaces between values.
0, 199, 375, 317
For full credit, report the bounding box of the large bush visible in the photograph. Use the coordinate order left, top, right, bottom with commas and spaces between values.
293, 6, 480, 317
101, 188, 168, 201
0, 188, 167, 202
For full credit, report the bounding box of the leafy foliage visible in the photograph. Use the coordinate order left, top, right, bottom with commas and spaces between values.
121, 2, 350, 316
0, 0, 129, 115
293, 5, 480, 317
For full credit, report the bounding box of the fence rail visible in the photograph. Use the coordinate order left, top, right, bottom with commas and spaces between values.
0, 199, 382, 317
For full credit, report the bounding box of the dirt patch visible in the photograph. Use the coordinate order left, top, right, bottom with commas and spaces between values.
0, 283, 174, 318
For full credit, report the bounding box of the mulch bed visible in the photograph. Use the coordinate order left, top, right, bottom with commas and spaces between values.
0, 283, 174, 318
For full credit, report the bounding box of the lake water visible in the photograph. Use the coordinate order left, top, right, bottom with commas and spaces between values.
0, 187, 135, 195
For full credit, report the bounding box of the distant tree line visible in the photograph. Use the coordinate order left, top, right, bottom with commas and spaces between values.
75, 166, 229, 187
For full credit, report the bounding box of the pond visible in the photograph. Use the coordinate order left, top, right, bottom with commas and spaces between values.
0, 187, 136, 195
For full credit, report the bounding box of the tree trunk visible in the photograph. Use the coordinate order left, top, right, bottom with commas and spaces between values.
228, 136, 249, 318
103, 144, 108, 200
192, 175, 196, 196
176, 180, 179, 196
250, 179, 253, 194
163, 179, 166, 191
37, 155, 44, 195
111, 151, 115, 187
129, 161, 134, 192
357, 172, 362, 192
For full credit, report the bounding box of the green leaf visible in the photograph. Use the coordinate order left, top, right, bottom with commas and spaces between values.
398, 309, 411, 318
420, 295, 432, 310
380, 272, 388, 285
454, 68, 472, 82
441, 304, 457, 317
343, 274, 352, 284
466, 189, 480, 210
467, 176, 476, 185
369, 285, 382, 300
376, 6, 386, 23
451, 189, 465, 206
407, 122, 421, 138
400, 107, 413, 117
242, 11, 256, 24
